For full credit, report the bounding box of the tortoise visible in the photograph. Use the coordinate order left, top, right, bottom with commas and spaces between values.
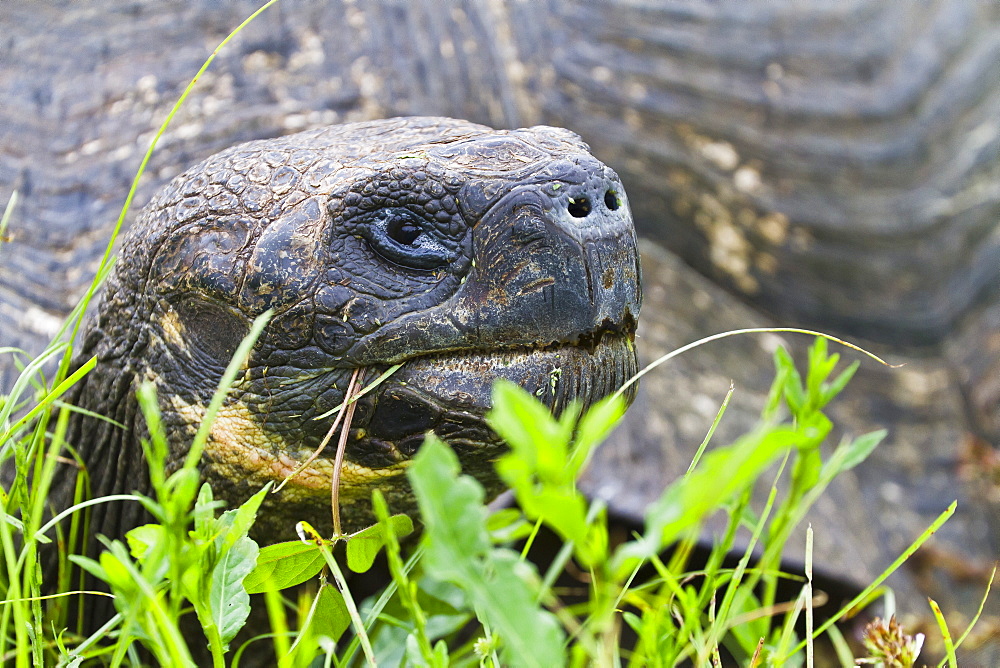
1, 0, 998, 661
50, 116, 642, 544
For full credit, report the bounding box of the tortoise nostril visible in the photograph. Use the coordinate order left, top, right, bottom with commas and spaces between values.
604, 190, 620, 211
568, 197, 591, 218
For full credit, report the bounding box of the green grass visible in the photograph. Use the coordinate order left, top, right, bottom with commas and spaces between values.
0, 2, 994, 666
2, 323, 987, 666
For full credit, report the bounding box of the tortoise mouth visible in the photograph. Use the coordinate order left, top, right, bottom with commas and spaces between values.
204, 326, 638, 537
347, 327, 638, 471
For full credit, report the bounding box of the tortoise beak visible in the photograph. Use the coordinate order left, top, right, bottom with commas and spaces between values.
361, 333, 638, 459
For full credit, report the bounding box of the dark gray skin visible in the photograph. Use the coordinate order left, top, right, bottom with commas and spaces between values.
2, 1, 999, 662
61, 117, 640, 544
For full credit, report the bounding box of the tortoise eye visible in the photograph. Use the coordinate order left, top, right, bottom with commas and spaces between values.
387, 216, 422, 246
363, 208, 454, 270
171, 298, 247, 366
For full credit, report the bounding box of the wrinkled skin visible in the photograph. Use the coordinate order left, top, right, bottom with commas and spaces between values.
61, 117, 640, 543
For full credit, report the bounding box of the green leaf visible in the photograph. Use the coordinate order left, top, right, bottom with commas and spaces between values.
312, 582, 351, 640
806, 336, 834, 402
824, 429, 887, 477
169, 467, 202, 507
797, 411, 832, 450
569, 393, 626, 476
125, 523, 165, 561
243, 541, 328, 594
485, 508, 532, 543
217, 483, 272, 552
433, 640, 449, 665
510, 483, 589, 550
823, 360, 859, 405
97, 549, 137, 595
345, 514, 415, 573
408, 435, 565, 667
488, 380, 576, 484
410, 435, 491, 559
774, 347, 805, 415
614, 425, 797, 576
209, 534, 258, 645
193, 483, 217, 539
136, 381, 169, 493
405, 635, 428, 667
67, 555, 108, 584
763, 365, 789, 420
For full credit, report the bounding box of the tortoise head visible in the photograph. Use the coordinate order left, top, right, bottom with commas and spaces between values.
69, 117, 641, 539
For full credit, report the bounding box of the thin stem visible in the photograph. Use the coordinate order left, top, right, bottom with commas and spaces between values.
321, 544, 376, 666
274, 369, 356, 493
312, 364, 402, 421
52, 0, 282, 390
806, 524, 814, 668
782, 501, 957, 660
614, 327, 898, 399
33, 494, 142, 542
331, 368, 364, 537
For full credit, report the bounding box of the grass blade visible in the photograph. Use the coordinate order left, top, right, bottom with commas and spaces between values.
782, 501, 957, 660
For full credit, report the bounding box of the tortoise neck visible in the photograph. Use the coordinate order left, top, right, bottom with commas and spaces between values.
58, 353, 152, 541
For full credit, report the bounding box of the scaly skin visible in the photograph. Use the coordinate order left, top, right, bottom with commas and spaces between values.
58, 117, 641, 545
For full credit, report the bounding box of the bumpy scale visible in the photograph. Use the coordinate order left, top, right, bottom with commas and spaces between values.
58, 117, 642, 544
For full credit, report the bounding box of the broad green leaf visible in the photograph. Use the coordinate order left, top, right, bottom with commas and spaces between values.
311, 582, 351, 640
409, 435, 565, 667
487, 380, 576, 483
181, 559, 207, 608
217, 483, 271, 552
209, 534, 258, 645
480, 550, 565, 668
614, 425, 798, 576
491, 382, 613, 567
518, 486, 589, 549
95, 548, 137, 597
569, 393, 626, 475
125, 523, 164, 561
345, 514, 414, 573
243, 540, 327, 593
410, 435, 491, 559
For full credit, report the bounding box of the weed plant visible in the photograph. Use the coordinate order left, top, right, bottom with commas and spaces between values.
0, 3, 993, 666
1, 315, 990, 666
